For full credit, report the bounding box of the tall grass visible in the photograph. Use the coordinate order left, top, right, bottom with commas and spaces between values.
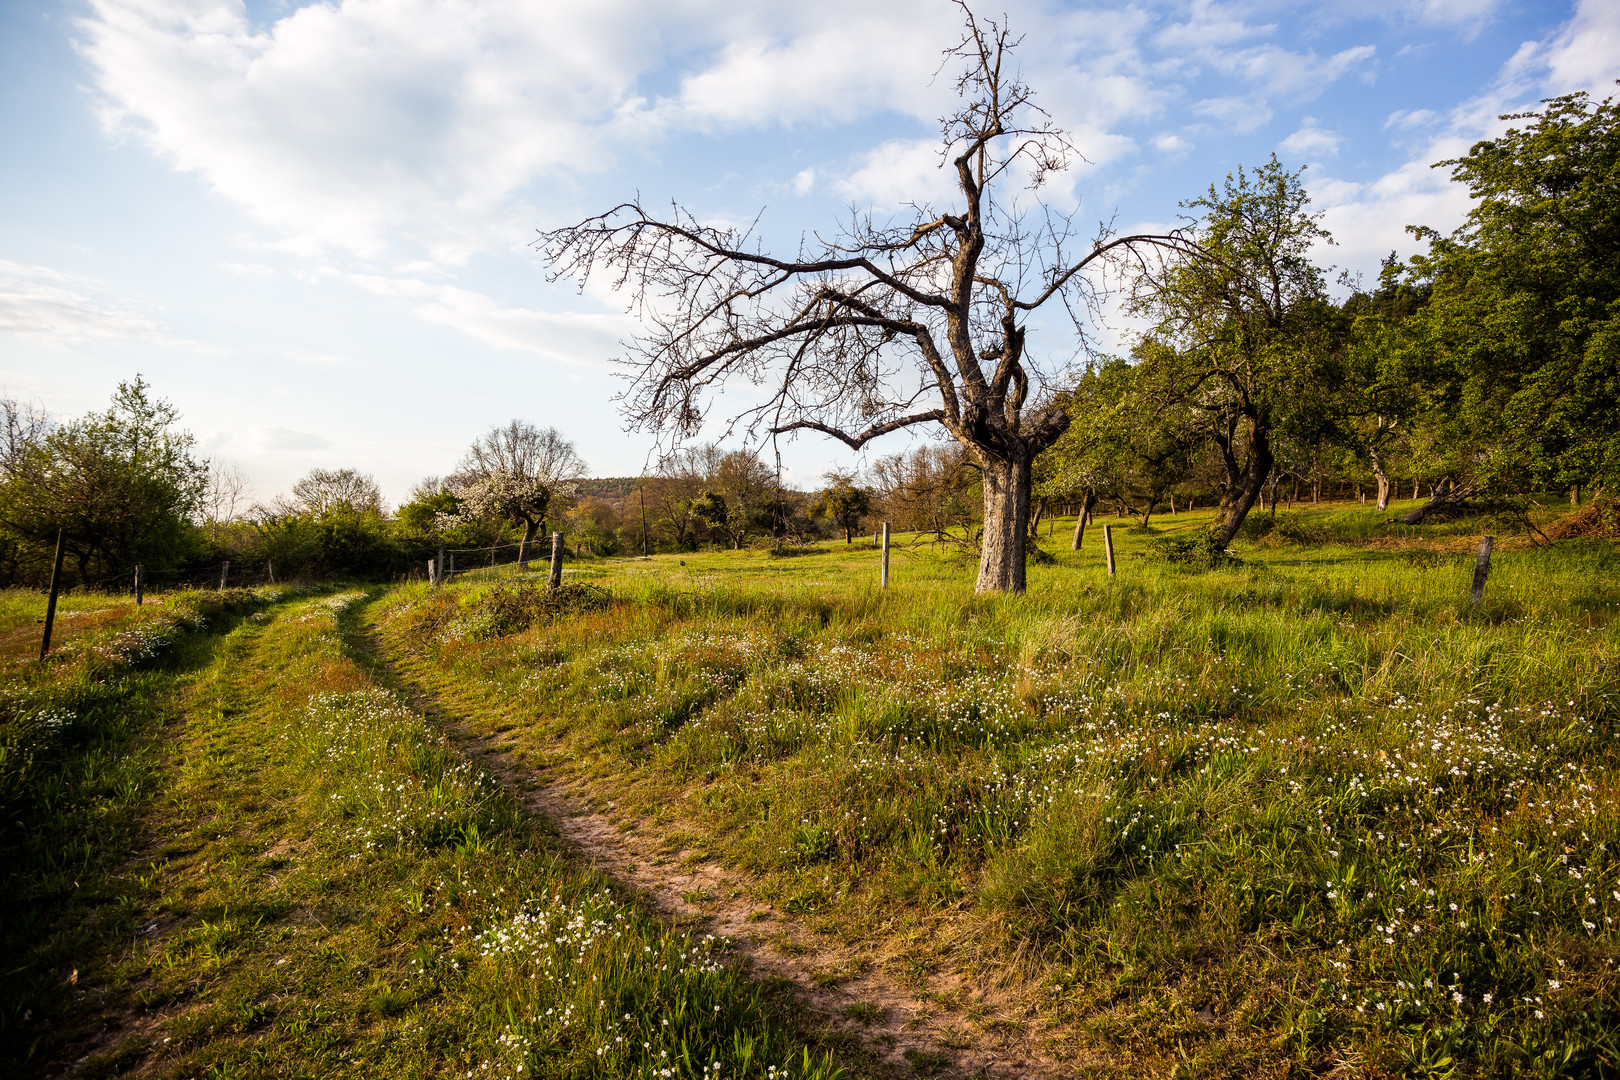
377, 505, 1620, 1077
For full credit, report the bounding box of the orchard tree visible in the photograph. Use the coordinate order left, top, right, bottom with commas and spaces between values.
540, 6, 1189, 593
449, 421, 586, 567
1130, 157, 1338, 548
812, 472, 873, 543
0, 377, 206, 582
290, 468, 385, 516
1395, 89, 1620, 517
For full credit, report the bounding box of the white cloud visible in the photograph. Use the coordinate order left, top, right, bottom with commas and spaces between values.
255, 425, 332, 452
792, 168, 816, 197
833, 138, 957, 211
1279, 117, 1341, 159
0, 259, 162, 344
1384, 108, 1439, 129
1192, 96, 1274, 133
1526, 0, 1620, 95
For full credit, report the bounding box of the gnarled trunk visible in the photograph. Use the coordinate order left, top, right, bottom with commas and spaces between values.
976, 451, 1033, 593
1210, 419, 1273, 548
1071, 489, 1096, 550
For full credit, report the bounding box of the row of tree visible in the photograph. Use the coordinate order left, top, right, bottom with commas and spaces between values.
535, 0, 1618, 591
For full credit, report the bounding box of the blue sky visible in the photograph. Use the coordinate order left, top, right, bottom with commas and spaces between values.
2, 0, 1616, 505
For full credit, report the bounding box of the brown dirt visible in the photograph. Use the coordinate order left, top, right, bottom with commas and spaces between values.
360, 618, 1072, 1080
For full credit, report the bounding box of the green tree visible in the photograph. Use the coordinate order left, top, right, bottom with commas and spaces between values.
811, 473, 873, 542
1395, 89, 1620, 516
0, 377, 206, 583
1131, 157, 1340, 547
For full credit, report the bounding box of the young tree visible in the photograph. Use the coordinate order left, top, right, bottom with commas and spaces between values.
1130, 157, 1338, 547
449, 421, 586, 566
811, 472, 873, 543
540, 6, 1188, 592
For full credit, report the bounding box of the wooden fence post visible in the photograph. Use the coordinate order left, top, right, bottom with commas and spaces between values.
1469, 535, 1494, 604
40, 528, 65, 661
881, 522, 891, 589
134, 564, 144, 606
219, 560, 230, 590
1103, 524, 1116, 577
266, 559, 275, 585
436, 546, 445, 587
427, 558, 437, 586
446, 553, 455, 583
548, 532, 563, 590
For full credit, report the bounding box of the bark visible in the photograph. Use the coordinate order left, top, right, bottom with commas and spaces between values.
1071, 491, 1097, 550
1571, 483, 1582, 507
1399, 479, 1480, 524
518, 517, 538, 569
976, 452, 1033, 593
1210, 419, 1273, 548
1370, 449, 1391, 511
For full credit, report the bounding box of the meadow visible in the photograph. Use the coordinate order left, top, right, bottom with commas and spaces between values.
2, 498, 1617, 1078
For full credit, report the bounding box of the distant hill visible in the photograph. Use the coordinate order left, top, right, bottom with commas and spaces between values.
574, 477, 644, 498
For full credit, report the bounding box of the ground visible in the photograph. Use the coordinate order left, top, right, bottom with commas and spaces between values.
3, 498, 1617, 1078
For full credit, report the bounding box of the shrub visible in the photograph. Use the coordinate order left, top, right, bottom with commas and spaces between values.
1144, 531, 1239, 567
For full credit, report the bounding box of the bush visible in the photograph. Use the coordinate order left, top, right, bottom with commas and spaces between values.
1144, 531, 1240, 568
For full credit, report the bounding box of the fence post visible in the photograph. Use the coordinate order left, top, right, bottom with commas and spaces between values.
427, 558, 437, 585
446, 553, 455, 583
548, 532, 563, 589
881, 522, 891, 589
266, 559, 275, 585
40, 528, 66, 661
134, 564, 144, 606
1469, 535, 1494, 604
219, 560, 230, 590
1103, 524, 1116, 577
436, 546, 445, 587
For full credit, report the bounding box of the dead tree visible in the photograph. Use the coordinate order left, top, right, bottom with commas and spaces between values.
540, 5, 1190, 593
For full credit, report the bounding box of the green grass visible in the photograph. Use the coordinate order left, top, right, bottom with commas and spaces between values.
1, 587, 847, 1078
370, 501, 1620, 1077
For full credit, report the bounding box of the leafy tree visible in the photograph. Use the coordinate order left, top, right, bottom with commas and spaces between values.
1395, 89, 1620, 517
1130, 157, 1340, 547
541, 8, 1189, 592
811, 473, 873, 543
0, 377, 206, 583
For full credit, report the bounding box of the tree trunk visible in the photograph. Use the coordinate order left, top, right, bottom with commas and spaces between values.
1140, 499, 1156, 528
1399, 481, 1481, 524
1210, 420, 1273, 548
976, 453, 1033, 593
1029, 498, 1045, 538
1370, 450, 1391, 511
518, 517, 538, 569
1071, 490, 1095, 550
1571, 483, 1582, 506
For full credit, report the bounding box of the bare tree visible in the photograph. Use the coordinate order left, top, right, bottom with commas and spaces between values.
290, 468, 385, 516
540, 5, 1188, 592
202, 460, 255, 530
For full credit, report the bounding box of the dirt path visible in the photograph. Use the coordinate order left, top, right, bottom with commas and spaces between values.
355, 613, 1068, 1080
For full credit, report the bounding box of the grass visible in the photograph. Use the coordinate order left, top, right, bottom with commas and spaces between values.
0, 587, 846, 1078
368, 500, 1620, 1077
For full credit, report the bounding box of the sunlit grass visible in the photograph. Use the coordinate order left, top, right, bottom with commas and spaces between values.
378, 501, 1620, 1077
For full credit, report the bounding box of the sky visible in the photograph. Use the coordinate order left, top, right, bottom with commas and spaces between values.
1, 0, 1617, 507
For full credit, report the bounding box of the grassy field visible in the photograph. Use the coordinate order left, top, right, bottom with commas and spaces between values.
370, 500, 1619, 1077
0, 587, 845, 1078
3, 498, 1617, 1078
